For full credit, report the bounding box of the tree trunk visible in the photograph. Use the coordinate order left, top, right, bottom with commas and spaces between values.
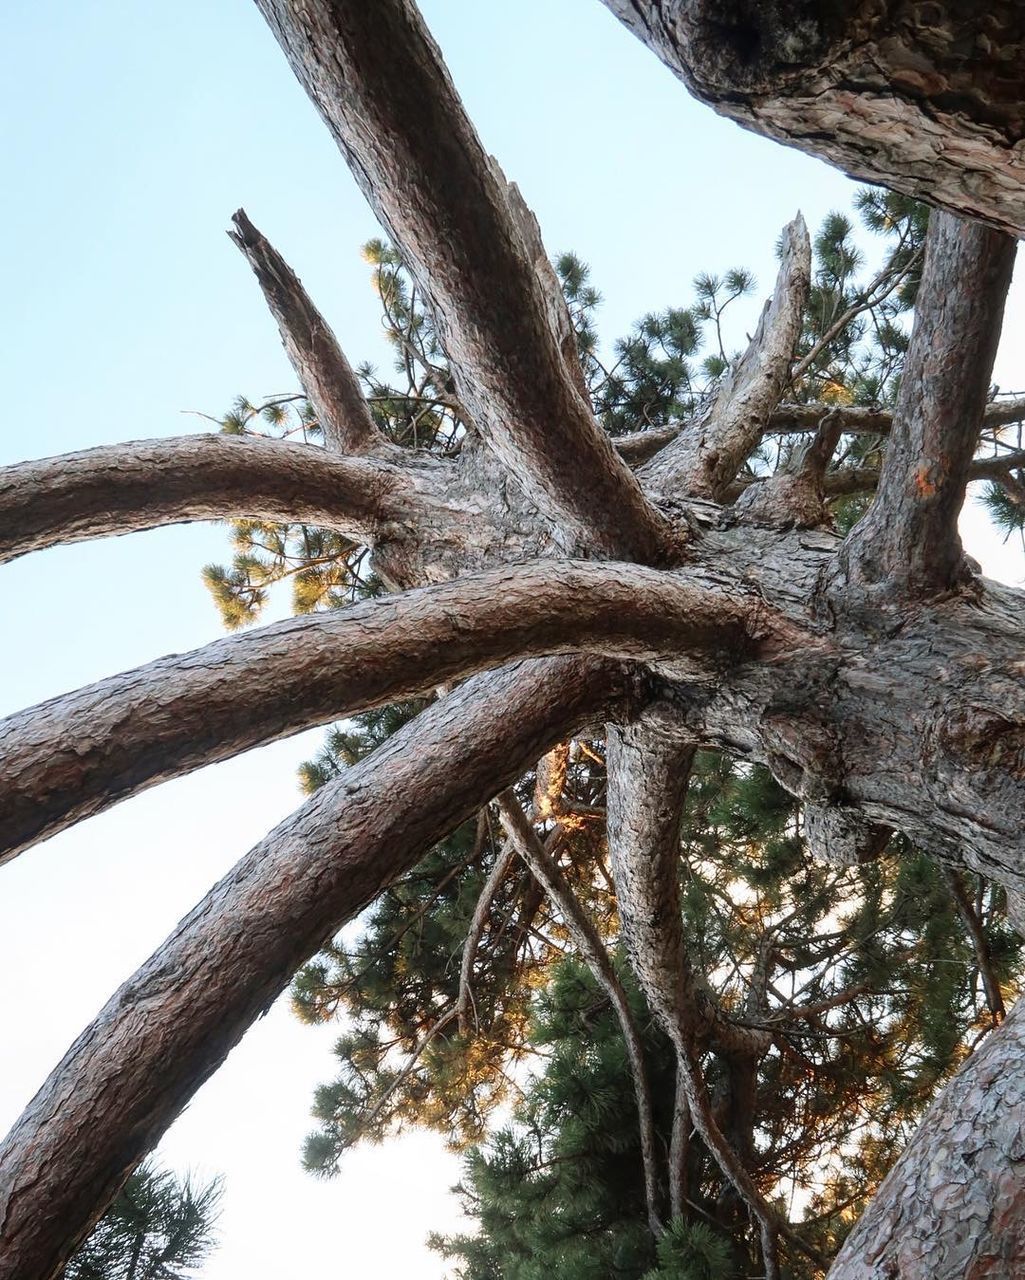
602, 1, 1025, 237
828, 995, 1025, 1278
3, 0, 1025, 1272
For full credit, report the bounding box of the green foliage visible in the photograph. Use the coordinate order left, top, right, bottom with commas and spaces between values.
642, 1221, 733, 1280
63, 1162, 222, 1280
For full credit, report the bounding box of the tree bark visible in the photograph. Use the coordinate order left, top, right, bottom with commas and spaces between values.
602, 1, 1025, 238
0, 657, 629, 1280
254, 0, 672, 561
841, 213, 1017, 598
641, 215, 811, 500
229, 209, 382, 454
0, 434, 400, 563
828, 996, 1025, 1279
605, 720, 786, 1276
0, 560, 779, 863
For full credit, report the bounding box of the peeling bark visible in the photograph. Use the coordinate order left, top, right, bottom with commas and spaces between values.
603, 1, 1025, 238
0, 658, 628, 1280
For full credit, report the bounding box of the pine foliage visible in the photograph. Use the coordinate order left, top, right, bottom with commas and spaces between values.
63, 1162, 221, 1280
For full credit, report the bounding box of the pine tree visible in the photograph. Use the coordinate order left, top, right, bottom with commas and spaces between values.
5, 6, 1025, 1277
63, 1163, 222, 1280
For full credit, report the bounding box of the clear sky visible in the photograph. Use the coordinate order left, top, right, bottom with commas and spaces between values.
1, 2, 1022, 1277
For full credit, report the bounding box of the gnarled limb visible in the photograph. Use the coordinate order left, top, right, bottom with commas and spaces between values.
841, 213, 1016, 598
255, 0, 671, 561
603, 1, 1025, 238
229, 210, 382, 454
733, 412, 844, 528
496, 791, 665, 1237
828, 994, 1025, 1279
0, 559, 787, 863
0, 434, 401, 563
0, 656, 629, 1280
641, 215, 810, 502
605, 717, 823, 1277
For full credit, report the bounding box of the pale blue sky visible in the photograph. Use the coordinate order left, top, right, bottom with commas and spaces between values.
1, 3, 1021, 1277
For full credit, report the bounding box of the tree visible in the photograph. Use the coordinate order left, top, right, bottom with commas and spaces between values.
1, 1, 1025, 1277
426, 755, 1021, 1278
601, 1, 1025, 239
63, 1163, 221, 1280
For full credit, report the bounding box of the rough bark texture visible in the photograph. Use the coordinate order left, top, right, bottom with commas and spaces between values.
229, 209, 382, 453
0, 434, 396, 562
254, 0, 672, 561
841, 213, 1017, 598
0, 658, 628, 1280
828, 995, 1025, 1278
602, 1, 1025, 237
5, 1, 1025, 1271
641, 214, 811, 500
605, 721, 781, 1254
0, 560, 781, 863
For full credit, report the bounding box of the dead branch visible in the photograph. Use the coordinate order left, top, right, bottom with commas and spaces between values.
641, 214, 811, 501
497, 791, 665, 1238
229, 209, 382, 453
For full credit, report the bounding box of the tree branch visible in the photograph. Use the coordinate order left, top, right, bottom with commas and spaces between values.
228, 209, 382, 453
605, 717, 821, 1278
0, 559, 789, 864
496, 791, 666, 1238
0, 434, 401, 563
456, 834, 522, 1038
254, 0, 671, 560
641, 214, 811, 501
601, 1, 1025, 238
733, 412, 844, 528
829, 994, 1025, 1280
0, 656, 629, 1280
616, 397, 1025, 472
943, 869, 1006, 1023
842, 213, 1016, 598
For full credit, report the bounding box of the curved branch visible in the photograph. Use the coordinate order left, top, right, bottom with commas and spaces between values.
0, 656, 628, 1280
497, 792, 665, 1238
229, 210, 382, 454
1, 560, 788, 863
0, 434, 403, 563
456, 834, 521, 1037
254, 0, 671, 560
642, 215, 810, 501
602, 1, 1025, 238
842, 213, 1016, 597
